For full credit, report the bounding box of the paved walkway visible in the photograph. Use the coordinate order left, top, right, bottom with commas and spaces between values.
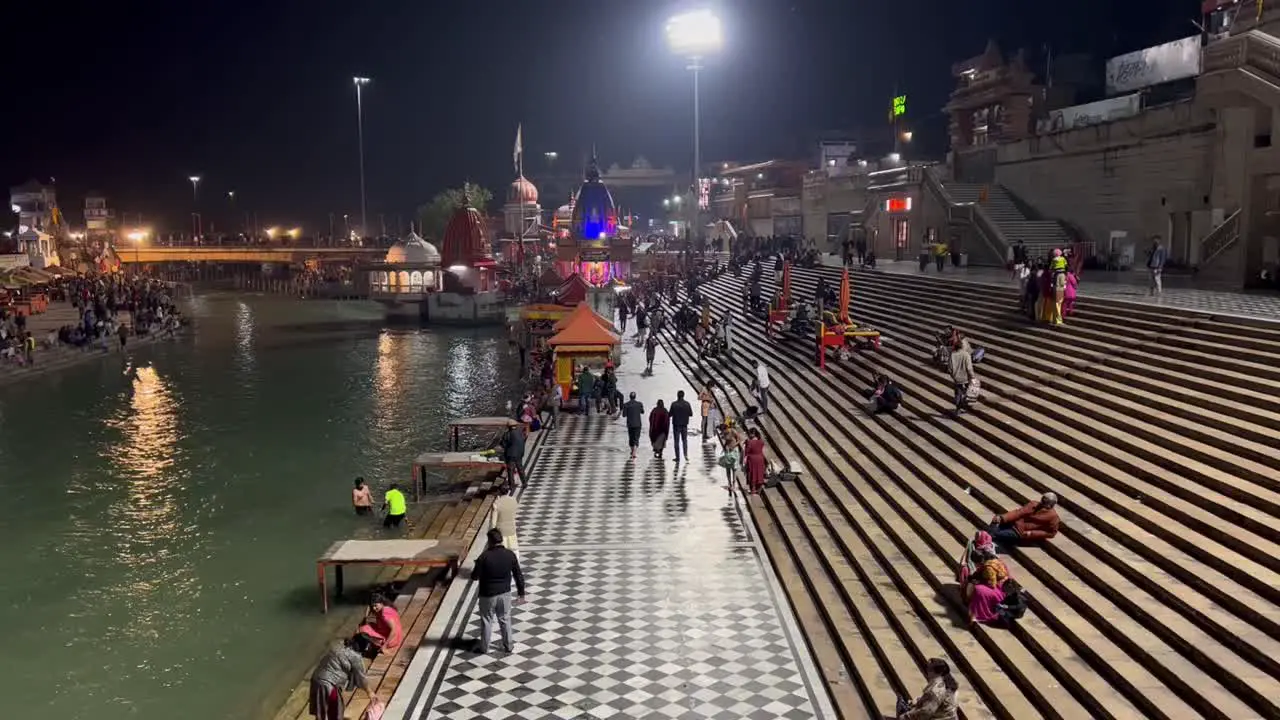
870, 259, 1280, 322
386, 337, 834, 720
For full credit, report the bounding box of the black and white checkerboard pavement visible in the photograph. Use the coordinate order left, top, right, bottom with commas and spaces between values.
388, 333, 834, 719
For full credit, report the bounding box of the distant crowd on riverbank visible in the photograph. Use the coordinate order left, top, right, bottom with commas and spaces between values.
1, 274, 183, 369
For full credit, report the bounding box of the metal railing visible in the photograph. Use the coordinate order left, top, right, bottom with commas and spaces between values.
1198, 208, 1242, 268
921, 168, 1008, 264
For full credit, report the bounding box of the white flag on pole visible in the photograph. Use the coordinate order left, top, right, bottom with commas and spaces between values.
513, 123, 523, 174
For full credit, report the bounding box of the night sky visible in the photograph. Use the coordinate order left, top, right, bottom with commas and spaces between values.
2, 0, 1190, 234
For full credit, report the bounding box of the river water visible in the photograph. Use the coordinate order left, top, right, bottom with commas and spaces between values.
0, 295, 522, 719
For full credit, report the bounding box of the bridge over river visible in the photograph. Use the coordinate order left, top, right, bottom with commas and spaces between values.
117, 245, 385, 264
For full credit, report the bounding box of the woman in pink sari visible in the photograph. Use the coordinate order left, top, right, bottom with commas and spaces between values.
963, 550, 1010, 625
357, 595, 403, 655
1062, 272, 1079, 317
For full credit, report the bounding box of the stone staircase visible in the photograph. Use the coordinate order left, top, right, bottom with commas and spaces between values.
662, 267, 1280, 720
943, 182, 1074, 258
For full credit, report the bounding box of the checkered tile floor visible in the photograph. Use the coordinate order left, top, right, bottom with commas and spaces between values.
431, 548, 816, 720
397, 339, 832, 719
518, 445, 749, 548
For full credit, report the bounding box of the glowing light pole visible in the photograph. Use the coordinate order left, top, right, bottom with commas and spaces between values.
188, 175, 202, 239
353, 76, 371, 240
665, 9, 722, 250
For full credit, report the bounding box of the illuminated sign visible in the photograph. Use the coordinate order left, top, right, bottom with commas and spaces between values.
885, 197, 912, 213
580, 248, 610, 262
892, 95, 907, 117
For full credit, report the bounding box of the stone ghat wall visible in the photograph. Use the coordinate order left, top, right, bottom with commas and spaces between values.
988, 101, 1224, 263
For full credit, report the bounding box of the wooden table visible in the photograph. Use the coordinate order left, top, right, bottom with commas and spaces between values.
315, 538, 465, 613
446, 416, 523, 451
411, 451, 506, 500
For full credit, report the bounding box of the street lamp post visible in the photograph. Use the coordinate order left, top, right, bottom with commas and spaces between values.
227, 190, 237, 235
665, 9, 723, 253
188, 175, 202, 240
352, 76, 371, 241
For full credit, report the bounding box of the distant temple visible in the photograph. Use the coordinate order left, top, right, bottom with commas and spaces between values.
366, 230, 442, 319
555, 154, 633, 284
364, 191, 505, 323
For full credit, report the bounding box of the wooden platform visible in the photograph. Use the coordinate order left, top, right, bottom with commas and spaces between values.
269, 473, 500, 720
658, 267, 1280, 720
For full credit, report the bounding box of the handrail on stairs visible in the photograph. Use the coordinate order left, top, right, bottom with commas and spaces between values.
922, 168, 1009, 263
1198, 208, 1242, 268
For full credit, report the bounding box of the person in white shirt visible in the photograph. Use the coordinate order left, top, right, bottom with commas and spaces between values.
490, 484, 520, 560
751, 361, 771, 415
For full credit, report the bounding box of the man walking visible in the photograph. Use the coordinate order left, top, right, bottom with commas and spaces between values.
622, 391, 645, 460
472, 528, 526, 654
751, 361, 771, 415
501, 424, 526, 487
576, 366, 595, 415
490, 484, 520, 560
669, 390, 693, 463
948, 337, 975, 417
1147, 236, 1166, 296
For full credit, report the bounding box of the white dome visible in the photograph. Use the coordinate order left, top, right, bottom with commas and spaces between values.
384, 232, 441, 265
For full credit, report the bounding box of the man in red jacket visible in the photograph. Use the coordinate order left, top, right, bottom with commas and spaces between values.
988, 492, 1060, 547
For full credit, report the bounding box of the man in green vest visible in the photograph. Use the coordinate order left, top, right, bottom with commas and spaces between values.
382, 483, 407, 528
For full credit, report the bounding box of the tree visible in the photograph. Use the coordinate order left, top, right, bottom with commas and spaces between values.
416, 183, 493, 240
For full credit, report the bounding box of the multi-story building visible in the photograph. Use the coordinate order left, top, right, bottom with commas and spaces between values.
83, 192, 114, 238
930, 4, 1280, 285
10, 180, 57, 234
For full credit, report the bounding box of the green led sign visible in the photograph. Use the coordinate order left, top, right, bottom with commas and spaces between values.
892, 95, 907, 117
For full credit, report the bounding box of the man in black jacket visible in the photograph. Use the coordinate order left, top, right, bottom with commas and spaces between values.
668, 390, 694, 464
621, 392, 645, 460
472, 528, 526, 654
501, 425, 526, 488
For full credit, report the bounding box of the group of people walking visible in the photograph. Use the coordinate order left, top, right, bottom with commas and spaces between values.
1012, 241, 1078, 326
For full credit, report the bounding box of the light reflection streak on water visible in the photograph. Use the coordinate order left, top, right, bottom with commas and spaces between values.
446, 339, 474, 410
368, 331, 415, 477
375, 331, 400, 399
234, 300, 254, 371
92, 364, 195, 643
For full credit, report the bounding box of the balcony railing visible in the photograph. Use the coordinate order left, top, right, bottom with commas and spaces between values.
1204, 30, 1280, 80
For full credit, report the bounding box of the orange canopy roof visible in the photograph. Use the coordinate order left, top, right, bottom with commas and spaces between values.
552, 301, 618, 333
548, 308, 620, 347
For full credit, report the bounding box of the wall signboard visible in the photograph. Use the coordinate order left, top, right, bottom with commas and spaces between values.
1105, 36, 1202, 96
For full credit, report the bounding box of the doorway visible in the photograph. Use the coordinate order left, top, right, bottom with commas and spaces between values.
893, 217, 910, 261
1167, 212, 1192, 265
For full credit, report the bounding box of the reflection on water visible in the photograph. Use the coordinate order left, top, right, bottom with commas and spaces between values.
0, 297, 520, 720
67, 364, 196, 647
234, 300, 255, 372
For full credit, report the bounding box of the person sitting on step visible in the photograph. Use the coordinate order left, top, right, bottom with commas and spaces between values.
895, 657, 959, 720
862, 374, 904, 415
962, 548, 1011, 626
356, 594, 403, 657
988, 492, 1061, 547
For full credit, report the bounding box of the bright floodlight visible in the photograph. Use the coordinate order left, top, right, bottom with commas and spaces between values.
666, 9, 723, 57
188, 175, 201, 183
353, 76, 370, 86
